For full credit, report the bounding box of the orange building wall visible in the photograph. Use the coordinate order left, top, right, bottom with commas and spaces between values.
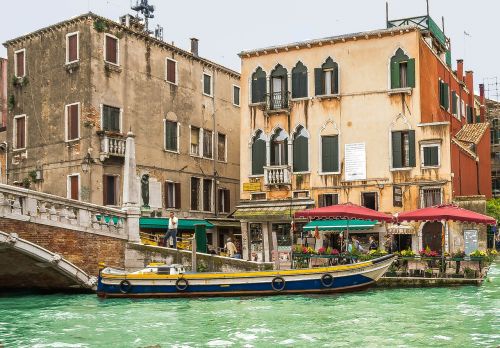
451, 145, 478, 196
477, 128, 492, 198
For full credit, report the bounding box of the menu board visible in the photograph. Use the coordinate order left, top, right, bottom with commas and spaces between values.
344, 143, 366, 181
464, 229, 478, 256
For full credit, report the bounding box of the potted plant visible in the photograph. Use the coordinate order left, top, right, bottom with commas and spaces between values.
463, 267, 476, 279
470, 249, 487, 261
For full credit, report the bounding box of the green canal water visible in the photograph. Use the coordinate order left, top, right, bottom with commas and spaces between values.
1, 263, 499, 348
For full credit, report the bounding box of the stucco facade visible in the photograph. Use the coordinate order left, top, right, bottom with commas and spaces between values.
236, 21, 488, 261
2, 13, 241, 246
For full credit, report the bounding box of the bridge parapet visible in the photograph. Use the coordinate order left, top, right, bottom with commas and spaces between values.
0, 183, 131, 240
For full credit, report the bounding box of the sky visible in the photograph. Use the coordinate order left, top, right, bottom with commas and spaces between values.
1, 0, 499, 98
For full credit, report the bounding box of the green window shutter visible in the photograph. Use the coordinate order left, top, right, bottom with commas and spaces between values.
452, 92, 457, 114
392, 131, 402, 168
431, 146, 438, 166
408, 130, 416, 167
439, 80, 444, 107
407, 58, 415, 88
292, 70, 300, 99
467, 107, 473, 123
301, 71, 308, 97
252, 138, 266, 175
444, 83, 449, 110
293, 135, 308, 172
333, 66, 339, 94
391, 61, 400, 89
321, 135, 338, 172
314, 68, 324, 95
423, 147, 431, 166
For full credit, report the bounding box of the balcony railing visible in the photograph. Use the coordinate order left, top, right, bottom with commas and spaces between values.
99, 133, 126, 161
264, 165, 291, 186
387, 15, 447, 48
265, 91, 290, 112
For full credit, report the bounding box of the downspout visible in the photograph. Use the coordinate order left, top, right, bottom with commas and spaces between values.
476, 157, 480, 195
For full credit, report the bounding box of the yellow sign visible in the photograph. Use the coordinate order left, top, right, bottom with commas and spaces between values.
243, 182, 261, 192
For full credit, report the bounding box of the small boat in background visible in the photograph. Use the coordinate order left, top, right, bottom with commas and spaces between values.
97, 255, 396, 298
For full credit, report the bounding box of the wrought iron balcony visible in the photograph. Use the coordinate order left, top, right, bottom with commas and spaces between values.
264, 165, 291, 186
99, 133, 126, 161
265, 91, 290, 113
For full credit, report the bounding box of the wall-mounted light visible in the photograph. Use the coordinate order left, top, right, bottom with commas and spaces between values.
35, 168, 43, 181
81, 152, 95, 173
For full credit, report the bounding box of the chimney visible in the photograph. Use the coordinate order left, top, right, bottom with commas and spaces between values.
190, 38, 199, 57
456, 59, 464, 82
479, 83, 486, 123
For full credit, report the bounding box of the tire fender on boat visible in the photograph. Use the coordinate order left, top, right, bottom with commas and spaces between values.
321, 273, 334, 288
119, 280, 132, 294
175, 278, 189, 291
271, 276, 286, 291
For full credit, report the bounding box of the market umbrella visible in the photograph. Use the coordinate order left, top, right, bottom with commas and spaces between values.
295, 203, 393, 252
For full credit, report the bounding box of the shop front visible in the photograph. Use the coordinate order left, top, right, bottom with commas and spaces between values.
206, 218, 242, 255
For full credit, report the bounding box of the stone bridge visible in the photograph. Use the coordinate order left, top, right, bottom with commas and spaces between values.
0, 183, 144, 291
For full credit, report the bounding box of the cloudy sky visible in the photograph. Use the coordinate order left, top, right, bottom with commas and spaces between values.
1, 0, 499, 98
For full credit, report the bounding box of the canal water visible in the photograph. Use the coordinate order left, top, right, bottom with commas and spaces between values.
1, 263, 498, 348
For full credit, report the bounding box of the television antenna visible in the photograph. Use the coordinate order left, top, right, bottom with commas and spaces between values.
131, 0, 155, 33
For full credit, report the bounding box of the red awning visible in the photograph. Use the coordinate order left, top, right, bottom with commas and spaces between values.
294, 203, 393, 222
396, 204, 496, 225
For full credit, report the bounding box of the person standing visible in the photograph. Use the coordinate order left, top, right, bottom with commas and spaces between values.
368, 236, 378, 251
225, 238, 238, 258
164, 211, 178, 248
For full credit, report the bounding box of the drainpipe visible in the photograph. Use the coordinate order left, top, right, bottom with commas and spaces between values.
476, 157, 480, 195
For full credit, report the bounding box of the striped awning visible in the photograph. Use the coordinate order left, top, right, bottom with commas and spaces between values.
303, 219, 377, 232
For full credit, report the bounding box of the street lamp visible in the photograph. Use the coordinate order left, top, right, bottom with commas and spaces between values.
81, 152, 94, 173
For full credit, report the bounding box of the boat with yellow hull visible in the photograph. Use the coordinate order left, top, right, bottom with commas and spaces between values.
97, 254, 395, 298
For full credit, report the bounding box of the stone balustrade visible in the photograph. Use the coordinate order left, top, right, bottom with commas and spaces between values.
0, 183, 129, 240
99, 133, 126, 161
264, 165, 291, 186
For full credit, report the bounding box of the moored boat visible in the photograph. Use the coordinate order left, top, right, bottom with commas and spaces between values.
97, 254, 396, 298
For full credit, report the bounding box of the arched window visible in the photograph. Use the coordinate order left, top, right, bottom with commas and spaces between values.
292, 61, 308, 98
293, 126, 309, 172
270, 128, 288, 166
269, 64, 288, 109
315, 57, 338, 96
251, 67, 266, 103
390, 48, 415, 89
251, 130, 267, 175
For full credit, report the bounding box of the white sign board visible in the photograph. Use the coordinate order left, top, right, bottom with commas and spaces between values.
464, 229, 478, 256
344, 143, 366, 181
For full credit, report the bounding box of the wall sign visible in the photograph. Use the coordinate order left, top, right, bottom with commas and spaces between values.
464, 229, 478, 256
243, 182, 261, 191
393, 185, 403, 207
344, 143, 366, 181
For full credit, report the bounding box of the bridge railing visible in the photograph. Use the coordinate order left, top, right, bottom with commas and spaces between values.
0, 183, 129, 240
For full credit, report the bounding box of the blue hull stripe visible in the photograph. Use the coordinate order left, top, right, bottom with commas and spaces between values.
98, 274, 373, 296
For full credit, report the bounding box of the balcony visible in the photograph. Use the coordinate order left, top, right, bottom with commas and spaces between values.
99, 133, 126, 161
387, 15, 448, 50
265, 91, 290, 114
264, 165, 291, 186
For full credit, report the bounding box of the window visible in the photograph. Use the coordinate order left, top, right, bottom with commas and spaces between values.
203, 73, 212, 96
361, 192, 378, 210
165, 58, 177, 84
102, 105, 121, 132
14, 49, 26, 78
421, 143, 440, 167
318, 193, 339, 207
67, 174, 80, 200
66, 103, 80, 141
315, 57, 338, 96
270, 128, 288, 166
252, 130, 266, 175
439, 79, 449, 110
218, 188, 230, 213
293, 190, 310, 199
251, 67, 266, 103
203, 129, 213, 159
269, 64, 288, 110
217, 133, 226, 161
391, 130, 415, 169
293, 126, 309, 172
164, 120, 178, 152
467, 106, 474, 124
164, 181, 181, 209
292, 61, 308, 99
203, 179, 213, 212
233, 85, 240, 106
191, 177, 201, 210
461, 100, 466, 120
190, 126, 201, 156
321, 135, 339, 173
104, 34, 119, 65
451, 92, 458, 116
390, 48, 415, 89
66, 32, 79, 64
13, 115, 26, 149
103, 175, 118, 206
421, 187, 442, 208
251, 192, 266, 200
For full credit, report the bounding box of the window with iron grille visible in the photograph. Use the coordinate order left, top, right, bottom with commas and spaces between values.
421, 188, 442, 207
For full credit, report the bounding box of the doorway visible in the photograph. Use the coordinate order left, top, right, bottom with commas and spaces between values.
422, 221, 443, 252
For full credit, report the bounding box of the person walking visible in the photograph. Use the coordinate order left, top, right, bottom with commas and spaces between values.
164, 211, 178, 248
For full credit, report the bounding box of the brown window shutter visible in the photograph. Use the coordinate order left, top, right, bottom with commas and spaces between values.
68, 34, 78, 62
175, 183, 181, 209
164, 181, 169, 208
16, 51, 24, 77
218, 189, 223, 213
167, 60, 176, 83
106, 36, 117, 64
17, 117, 25, 148
70, 176, 79, 200
224, 189, 230, 213
103, 175, 108, 205
68, 104, 79, 140
318, 194, 324, 208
